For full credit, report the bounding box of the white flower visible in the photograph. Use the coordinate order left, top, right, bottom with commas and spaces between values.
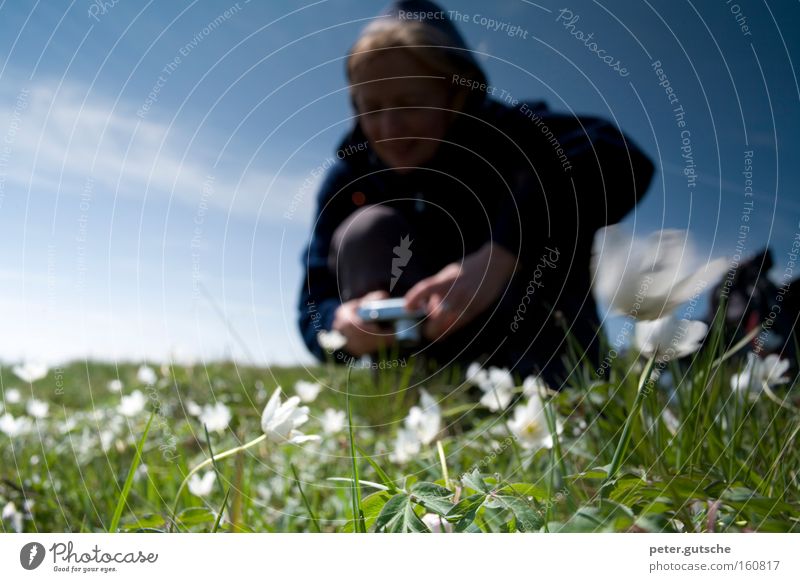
5, 388, 21, 404
12, 362, 48, 384
59, 417, 77, 433
466, 362, 484, 383
389, 428, 421, 464
0, 413, 32, 437
294, 380, 322, 403
522, 375, 549, 397
507, 396, 560, 451
107, 379, 123, 393
730, 352, 791, 394
2, 501, 22, 532
422, 512, 453, 533
661, 408, 681, 434
134, 464, 149, 483
185, 400, 202, 416
317, 329, 347, 352
389, 388, 442, 463
404, 388, 441, 445
99, 429, 115, 452
467, 364, 514, 411
481, 386, 514, 411
255, 484, 273, 504
187, 470, 216, 497
136, 365, 157, 386
488, 368, 514, 390
260, 388, 320, 444
199, 402, 232, 433
321, 408, 346, 434
255, 380, 267, 402
26, 398, 49, 419
117, 390, 147, 417
634, 314, 708, 361
592, 226, 729, 320
762, 355, 791, 386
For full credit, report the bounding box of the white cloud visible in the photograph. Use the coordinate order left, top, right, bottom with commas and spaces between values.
0, 79, 311, 224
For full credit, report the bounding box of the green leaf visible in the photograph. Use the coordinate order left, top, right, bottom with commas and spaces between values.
721, 487, 794, 516
561, 501, 635, 532
374, 494, 428, 533
633, 515, 675, 532
566, 465, 610, 481
343, 491, 391, 532
411, 481, 452, 498
495, 495, 543, 532
446, 493, 485, 520
638, 498, 673, 516
374, 494, 407, 531
445, 493, 486, 531
498, 482, 549, 501
662, 475, 717, 501
609, 476, 647, 505
410, 482, 454, 516
119, 513, 166, 532
461, 469, 490, 494
175, 507, 217, 527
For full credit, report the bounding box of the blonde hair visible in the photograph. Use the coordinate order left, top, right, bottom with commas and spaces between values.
347, 19, 482, 88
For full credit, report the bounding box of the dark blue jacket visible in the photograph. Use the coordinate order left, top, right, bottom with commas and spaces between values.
297, 1, 654, 379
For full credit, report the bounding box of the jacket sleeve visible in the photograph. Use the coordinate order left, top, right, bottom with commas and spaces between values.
498, 112, 654, 270
297, 160, 353, 361
559, 116, 654, 230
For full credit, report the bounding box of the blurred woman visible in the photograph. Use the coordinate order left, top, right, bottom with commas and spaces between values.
297, 0, 654, 385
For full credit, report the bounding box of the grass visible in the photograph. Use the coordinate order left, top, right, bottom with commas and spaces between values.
1, 324, 798, 533
108, 412, 154, 532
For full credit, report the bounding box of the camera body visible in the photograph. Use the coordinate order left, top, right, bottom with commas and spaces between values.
357, 298, 426, 345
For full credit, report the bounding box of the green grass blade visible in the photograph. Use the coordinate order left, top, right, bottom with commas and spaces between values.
345, 367, 366, 532
356, 444, 398, 494
436, 440, 450, 487
108, 412, 154, 532
211, 488, 231, 533
601, 353, 657, 497
327, 477, 394, 491
203, 422, 229, 499
290, 462, 321, 533
203, 422, 233, 532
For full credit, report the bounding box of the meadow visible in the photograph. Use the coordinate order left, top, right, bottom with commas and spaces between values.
1, 321, 798, 534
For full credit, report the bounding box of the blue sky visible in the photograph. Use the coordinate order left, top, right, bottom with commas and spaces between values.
0, 0, 798, 366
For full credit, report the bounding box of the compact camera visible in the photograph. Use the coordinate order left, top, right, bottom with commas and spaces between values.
357, 298, 426, 345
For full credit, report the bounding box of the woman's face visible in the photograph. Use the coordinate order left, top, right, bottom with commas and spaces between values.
351, 50, 459, 172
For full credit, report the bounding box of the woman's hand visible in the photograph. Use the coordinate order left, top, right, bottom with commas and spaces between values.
332, 290, 396, 357
404, 242, 517, 340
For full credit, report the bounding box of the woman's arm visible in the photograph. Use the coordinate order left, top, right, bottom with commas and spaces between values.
404, 240, 516, 340
297, 164, 350, 360
297, 161, 397, 359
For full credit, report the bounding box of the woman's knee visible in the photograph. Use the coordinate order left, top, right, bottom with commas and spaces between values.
332, 205, 408, 252
328, 205, 417, 300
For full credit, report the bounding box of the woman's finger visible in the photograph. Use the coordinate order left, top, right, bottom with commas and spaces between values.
361, 290, 390, 302
404, 276, 440, 310
424, 307, 460, 339
354, 321, 391, 336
